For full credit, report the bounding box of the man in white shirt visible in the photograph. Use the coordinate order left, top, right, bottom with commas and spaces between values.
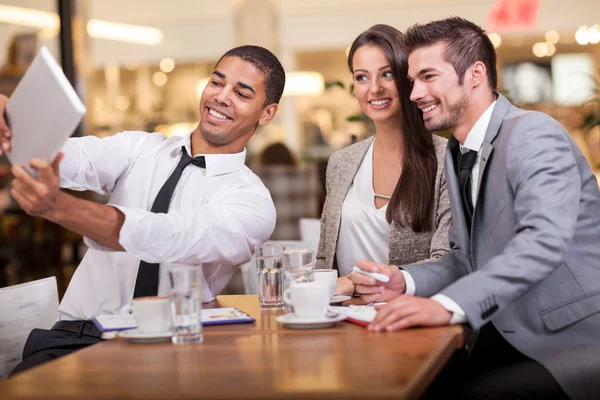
348, 18, 600, 400
0, 45, 283, 373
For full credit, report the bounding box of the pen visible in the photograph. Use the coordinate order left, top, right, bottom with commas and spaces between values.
352, 266, 390, 283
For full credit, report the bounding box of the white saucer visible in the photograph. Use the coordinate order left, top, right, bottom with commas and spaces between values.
329, 295, 352, 305
276, 312, 347, 330
118, 329, 173, 344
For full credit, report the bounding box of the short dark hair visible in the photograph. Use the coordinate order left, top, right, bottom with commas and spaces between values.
403, 17, 498, 90
216, 45, 286, 106
348, 24, 437, 232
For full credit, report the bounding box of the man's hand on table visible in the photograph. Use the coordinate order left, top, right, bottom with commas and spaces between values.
368, 295, 452, 332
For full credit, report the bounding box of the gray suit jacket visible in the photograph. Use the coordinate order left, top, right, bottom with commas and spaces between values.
403, 94, 600, 399
315, 134, 451, 272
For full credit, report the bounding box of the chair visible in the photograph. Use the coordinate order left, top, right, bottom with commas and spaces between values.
299, 218, 321, 255
241, 240, 308, 294
0, 276, 59, 378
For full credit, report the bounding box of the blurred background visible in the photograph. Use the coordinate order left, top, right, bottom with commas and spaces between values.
0, 0, 599, 297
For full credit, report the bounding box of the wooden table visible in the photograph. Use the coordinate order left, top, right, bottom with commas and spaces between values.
0, 295, 463, 400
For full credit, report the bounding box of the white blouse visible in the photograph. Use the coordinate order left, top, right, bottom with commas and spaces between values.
336, 140, 390, 276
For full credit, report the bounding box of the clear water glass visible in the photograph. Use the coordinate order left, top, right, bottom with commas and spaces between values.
168, 266, 203, 344
255, 243, 286, 310
282, 249, 315, 288
282, 249, 315, 313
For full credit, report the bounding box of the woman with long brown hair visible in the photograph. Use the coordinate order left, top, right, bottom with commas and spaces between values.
315, 24, 451, 296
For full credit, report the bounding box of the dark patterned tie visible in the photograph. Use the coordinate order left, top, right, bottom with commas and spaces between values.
133, 146, 206, 298
457, 149, 478, 229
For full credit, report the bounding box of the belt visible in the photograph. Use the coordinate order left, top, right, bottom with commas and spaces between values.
52, 320, 103, 339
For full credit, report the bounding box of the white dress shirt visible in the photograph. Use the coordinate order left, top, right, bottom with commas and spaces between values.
57, 131, 276, 321
403, 101, 497, 324
336, 140, 390, 276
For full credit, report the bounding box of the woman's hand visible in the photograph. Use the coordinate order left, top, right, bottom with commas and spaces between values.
350, 259, 407, 303
335, 276, 355, 296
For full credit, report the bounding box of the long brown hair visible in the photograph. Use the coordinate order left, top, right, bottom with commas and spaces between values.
348, 24, 437, 232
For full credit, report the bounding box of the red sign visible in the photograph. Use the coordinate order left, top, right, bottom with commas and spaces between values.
487, 0, 540, 32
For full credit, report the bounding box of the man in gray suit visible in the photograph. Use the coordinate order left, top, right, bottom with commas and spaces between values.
350, 17, 600, 399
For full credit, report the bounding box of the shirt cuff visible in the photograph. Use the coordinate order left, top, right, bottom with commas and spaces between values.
431, 294, 468, 324
401, 271, 416, 296
83, 236, 116, 252
110, 204, 144, 256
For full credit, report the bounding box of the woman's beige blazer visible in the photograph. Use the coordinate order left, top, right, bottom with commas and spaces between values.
315, 134, 452, 271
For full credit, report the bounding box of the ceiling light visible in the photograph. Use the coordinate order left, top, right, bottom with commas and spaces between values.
532, 42, 549, 57
575, 26, 590, 45
588, 25, 600, 44
488, 33, 502, 48
152, 71, 168, 87
0, 6, 163, 46
115, 96, 130, 111
159, 58, 175, 73
283, 72, 325, 97
87, 19, 163, 46
545, 30, 560, 44
0, 5, 58, 29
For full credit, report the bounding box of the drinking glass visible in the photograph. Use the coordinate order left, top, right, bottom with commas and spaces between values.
282, 249, 314, 313
282, 249, 314, 288
255, 243, 286, 310
168, 266, 203, 344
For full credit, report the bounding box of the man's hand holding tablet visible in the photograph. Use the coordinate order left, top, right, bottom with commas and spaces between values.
2, 46, 86, 175
0, 46, 86, 218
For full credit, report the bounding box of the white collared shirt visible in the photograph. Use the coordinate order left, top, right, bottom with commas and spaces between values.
57, 131, 276, 321
403, 101, 497, 324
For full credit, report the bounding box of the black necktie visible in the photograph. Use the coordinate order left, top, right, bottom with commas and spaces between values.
457, 149, 478, 229
133, 146, 206, 298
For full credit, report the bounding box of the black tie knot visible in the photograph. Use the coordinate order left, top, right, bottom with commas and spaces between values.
459, 149, 478, 172
178, 146, 206, 169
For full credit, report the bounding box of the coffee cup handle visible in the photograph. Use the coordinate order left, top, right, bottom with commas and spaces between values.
283, 289, 292, 305
120, 304, 133, 318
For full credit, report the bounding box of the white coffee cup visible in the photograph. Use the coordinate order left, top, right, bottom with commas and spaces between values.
283, 281, 329, 319
121, 296, 172, 333
314, 269, 338, 299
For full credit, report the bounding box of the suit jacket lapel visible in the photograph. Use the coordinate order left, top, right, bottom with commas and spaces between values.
326, 137, 373, 269
474, 94, 512, 204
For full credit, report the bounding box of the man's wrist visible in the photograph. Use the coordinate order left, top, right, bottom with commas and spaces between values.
43, 190, 70, 222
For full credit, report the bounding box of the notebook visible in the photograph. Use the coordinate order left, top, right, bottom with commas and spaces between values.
329, 306, 377, 327
92, 307, 255, 332
4, 46, 86, 176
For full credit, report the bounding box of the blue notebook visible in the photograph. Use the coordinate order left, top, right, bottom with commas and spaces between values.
93, 307, 255, 332
201, 308, 256, 326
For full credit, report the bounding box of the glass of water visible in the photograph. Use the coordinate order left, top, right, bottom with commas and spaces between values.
282, 249, 314, 313
255, 243, 286, 310
168, 266, 203, 344
282, 249, 314, 287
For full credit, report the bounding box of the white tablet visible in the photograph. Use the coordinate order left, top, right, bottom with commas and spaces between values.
4, 46, 86, 175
